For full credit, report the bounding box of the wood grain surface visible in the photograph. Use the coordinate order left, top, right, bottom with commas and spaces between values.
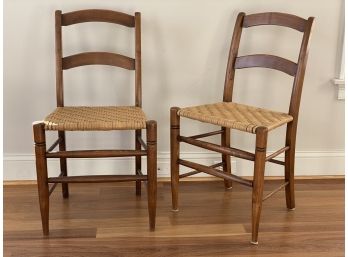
4, 179, 344, 257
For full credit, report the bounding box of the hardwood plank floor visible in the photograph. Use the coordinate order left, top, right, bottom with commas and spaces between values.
4, 179, 344, 257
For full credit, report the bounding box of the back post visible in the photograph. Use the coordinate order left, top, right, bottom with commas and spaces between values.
135, 12, 142, 107
55, 10, 64, 107
223, 12, 245, 102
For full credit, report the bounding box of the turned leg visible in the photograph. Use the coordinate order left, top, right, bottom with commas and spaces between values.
285, 123, 296, 210
170, 107, 180, 211
58, 131, 69, 198
135, 129, 142, 196
33, 122, 49, 236
251, 127, 268, 245
146, 121, 157, 231
221, 127, 232, 189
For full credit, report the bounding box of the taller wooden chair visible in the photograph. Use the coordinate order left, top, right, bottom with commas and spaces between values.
170, 12, 314, 244
33, 9, 157, 235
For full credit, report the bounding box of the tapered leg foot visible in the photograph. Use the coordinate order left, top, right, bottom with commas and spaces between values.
251, 127, 268, 244
170, 107, 180, 211
146, 121, 157, 231
33, 122, 50, 236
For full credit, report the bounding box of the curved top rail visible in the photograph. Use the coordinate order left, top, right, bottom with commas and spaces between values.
60, 9, 135, 27
243, 12, 307, 32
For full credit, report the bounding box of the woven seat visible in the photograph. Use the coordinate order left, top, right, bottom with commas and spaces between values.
44, 106, 147, 131
178, 102, 293, 134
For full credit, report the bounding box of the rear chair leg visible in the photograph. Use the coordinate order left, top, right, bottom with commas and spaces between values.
146, 121, 157, 231
135, 129, 142, 196
33, 122, 49, 236
251, 127, 268, 245
170, 107, 180, 211
285, 125, 296, 210
58, 131, 69, 198
221, 127, 232, 189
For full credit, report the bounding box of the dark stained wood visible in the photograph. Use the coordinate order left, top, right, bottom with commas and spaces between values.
33, 10, 157, 235
268, 159, 285, 166
61, 9, 135, 27
3, 180, 344, 256
58, 131, 69, 198
265, 146, 289, 161
285, 17, 314, 210
179, 162, 223, 178
46, 138, 61, 152
180, 136, 255, 161
135, 130, 142, 196
136, 133, 147, 150
146, 121, 157, 231
243, 12, 307, 32
46, 149, 147, 158
170, 11, 314, 244
178, 159, 253, 187
33, 122, 49, 236
62, 52, 135, 70
170, 107, 181, 211
223, 12, 245, 102
55, 10, 64, 107
135, 12, 142, 107
48, 175, 148, 183
235, 55, 297, 76
251, 127, 268, 244
188, 129, 223, 139
221, 127, 232, 189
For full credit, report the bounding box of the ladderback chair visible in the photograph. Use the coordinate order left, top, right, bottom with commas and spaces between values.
170, 12, 314, 244
33, 9, 157, 235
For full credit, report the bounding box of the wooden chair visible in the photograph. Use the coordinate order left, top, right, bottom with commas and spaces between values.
170, 12, 314, 244
33, 9, 157, 235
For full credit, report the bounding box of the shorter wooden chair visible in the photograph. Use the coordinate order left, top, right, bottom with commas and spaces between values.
170, 12, 314, 244
33, 9, 157, 235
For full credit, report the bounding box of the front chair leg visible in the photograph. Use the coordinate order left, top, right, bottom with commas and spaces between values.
58, 131, 69, 198
33, 122, 50, 236
251, 127, 268, 245
221, 127, 232, 189
146, 121, 157, 231
170, 107, 180, 211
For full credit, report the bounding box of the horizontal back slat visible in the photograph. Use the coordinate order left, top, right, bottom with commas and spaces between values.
62, 52, 135, 70
235, 54, 298, 76
61, 9, 135, 27
243, 12, 307, 32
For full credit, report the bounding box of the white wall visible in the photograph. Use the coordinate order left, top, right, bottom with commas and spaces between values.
4, 0, 344, 180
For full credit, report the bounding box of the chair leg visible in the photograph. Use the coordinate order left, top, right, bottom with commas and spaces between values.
146, 121, 157, 231
285, 125, 296, 210
170, 107, 180, 211
251, 127, 268, 245
58, 131, 69, 198
221, 127, 232, 189
135, 129, 142, 196
33, 122, 49, 236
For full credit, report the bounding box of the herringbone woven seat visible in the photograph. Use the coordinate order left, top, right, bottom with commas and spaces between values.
178, 102, 293, 133
44, 106, 147, 131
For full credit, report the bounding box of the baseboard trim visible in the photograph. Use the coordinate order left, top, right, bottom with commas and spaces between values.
3, 175, 345, 186
4, 150, 344, 180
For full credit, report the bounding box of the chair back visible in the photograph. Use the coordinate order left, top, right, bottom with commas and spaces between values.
223, 12, 314, 122
55, 9, 142, 107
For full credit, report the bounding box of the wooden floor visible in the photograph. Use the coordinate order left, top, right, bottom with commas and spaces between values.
4, 179, 344, 257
